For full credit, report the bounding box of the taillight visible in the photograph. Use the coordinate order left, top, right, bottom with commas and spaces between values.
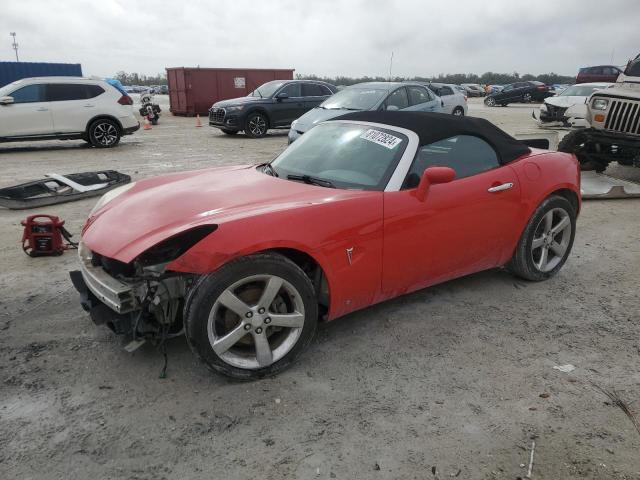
464, 95, 468, 102
118, 95, 133, 105
537, 86, 547, 91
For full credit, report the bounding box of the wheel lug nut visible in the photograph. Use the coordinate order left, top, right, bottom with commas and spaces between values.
244, 324, 251, 331
255, 327, 263, 334
264, 317, 271, 324
245, 312, 253, 318
258, 307, 265, 314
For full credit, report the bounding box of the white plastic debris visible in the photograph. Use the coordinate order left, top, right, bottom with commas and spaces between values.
553, 364, 576, 373
275, 398, 281, 404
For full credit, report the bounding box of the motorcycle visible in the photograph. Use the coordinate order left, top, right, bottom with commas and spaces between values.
138, 92, 161, 125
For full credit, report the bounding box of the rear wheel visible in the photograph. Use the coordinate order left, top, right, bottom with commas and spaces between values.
88, 119, 121, 148
523, 92, 532, 103
452, 106, 465, 116
244, 112, 269, 138
507, 195, 576, 281
185, 253, 318, 379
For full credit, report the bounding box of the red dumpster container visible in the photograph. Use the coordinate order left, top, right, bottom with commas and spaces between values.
166, 67, 295, 116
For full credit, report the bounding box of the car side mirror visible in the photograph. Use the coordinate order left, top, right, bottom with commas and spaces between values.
276, 92, 289, 101
386, 105, 399, 111
415, 166, 456, 201
0, 96, 14, 105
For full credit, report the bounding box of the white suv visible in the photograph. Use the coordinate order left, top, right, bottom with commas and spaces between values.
0, 76, 139, 147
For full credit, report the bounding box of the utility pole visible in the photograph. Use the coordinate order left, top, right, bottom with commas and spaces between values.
388, 51, 394, 81
10, 32, 19, 62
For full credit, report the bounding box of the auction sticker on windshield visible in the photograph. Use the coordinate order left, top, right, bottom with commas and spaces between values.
360, 129, 402, 149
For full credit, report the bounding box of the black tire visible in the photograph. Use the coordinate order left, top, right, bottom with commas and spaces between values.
244, 112, 269, 138
557, 130, 608, 172
221, 128, 239, 135
185, 253, 318, 379
523, 92, 532, 103
88, 119, 121, 148
484, 97, 496, 107
507, 195, 576, 282
151, 117, 158, 125
452, 106, 465, 116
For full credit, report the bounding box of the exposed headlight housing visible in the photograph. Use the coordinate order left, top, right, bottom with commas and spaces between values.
592, 98, 609, 110
540, 103, 548, 111
89, 182, 137, 216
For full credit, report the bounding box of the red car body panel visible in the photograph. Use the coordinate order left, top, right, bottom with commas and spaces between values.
81, 151, 580, 322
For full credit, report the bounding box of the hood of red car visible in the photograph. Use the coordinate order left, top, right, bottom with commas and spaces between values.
82, 165, 352, 262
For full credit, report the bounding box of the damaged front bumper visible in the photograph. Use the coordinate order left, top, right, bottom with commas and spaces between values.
70, 242, 189, 338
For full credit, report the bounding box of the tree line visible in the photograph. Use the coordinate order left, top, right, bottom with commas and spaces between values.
296, 71, 576, 86
113, 71, 167, 86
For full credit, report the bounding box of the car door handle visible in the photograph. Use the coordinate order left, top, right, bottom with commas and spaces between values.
83, 104, 95, 108
36, 107, 49, 112
488, 182, 514, 193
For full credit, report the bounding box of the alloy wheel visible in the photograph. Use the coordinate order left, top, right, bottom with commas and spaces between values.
531, 208, 572, 272
94, 123, 118, 146
248, 115, 267, 136
207, 274, 305, 369
485, 97, 495, 107
523, 93, 532, 102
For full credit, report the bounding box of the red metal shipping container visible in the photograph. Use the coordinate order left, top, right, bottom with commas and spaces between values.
166, 67, 294, 116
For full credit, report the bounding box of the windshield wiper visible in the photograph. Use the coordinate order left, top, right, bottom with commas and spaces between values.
261, 163, 279, 177
287, 174, 335, 188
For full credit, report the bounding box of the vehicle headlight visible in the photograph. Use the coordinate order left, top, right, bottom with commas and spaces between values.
224, 105, 245, 112
89, 182, 137, 216
592, 98, 609, 110
291, 119, 298, 129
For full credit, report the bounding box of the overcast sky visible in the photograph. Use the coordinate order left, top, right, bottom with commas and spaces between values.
2, 0, 639, 79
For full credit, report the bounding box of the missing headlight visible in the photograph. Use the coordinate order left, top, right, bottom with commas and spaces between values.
137, 225, 217, 267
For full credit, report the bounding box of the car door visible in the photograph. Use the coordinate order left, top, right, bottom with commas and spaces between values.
270, 83, 305, 127
437, 86, 456, 113
47, 83, 104, 133
405, 86, 442, 112
302, 82, 330, 111
498, 84, 519, 103
381, 135, 522, 297
381, 87, 410, 111
0, 83, 52, 137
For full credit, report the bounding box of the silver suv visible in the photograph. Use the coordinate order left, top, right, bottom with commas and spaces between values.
558, 53, 640, 171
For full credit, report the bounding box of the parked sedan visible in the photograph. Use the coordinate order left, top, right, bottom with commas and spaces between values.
425, 83, 467, 116
209, 80, 337, 138
71, 111, 580, 379
288, 82, 443, 143
461, 84, 485, 97
484, 81, 552, 107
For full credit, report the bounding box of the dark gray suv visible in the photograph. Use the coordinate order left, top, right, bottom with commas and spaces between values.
209, 80, 337, 138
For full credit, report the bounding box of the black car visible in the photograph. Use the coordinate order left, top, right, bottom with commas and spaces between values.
484, 81, 552, 107
209, 80, 337, 138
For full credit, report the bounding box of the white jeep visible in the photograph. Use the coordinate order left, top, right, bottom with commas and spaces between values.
558, 54, 640, 172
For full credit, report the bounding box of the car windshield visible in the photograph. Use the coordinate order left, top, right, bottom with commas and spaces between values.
559, 85, 609, 96
248, 80, 286, 98
270, 122, 407, 190
320, 88, 387, 110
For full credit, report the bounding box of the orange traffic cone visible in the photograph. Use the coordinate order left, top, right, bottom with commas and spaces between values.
195, 114, 203, 127
143, 116, 152, 130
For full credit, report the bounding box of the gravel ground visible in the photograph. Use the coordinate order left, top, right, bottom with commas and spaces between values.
1, 97, 639, 480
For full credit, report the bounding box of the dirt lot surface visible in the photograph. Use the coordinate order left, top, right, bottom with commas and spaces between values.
1, 97, 639, 479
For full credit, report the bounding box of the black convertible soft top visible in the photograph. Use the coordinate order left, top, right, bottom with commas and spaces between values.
332, 111, 531, 164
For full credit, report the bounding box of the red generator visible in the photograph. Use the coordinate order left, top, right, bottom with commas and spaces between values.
21, 214, 76, 257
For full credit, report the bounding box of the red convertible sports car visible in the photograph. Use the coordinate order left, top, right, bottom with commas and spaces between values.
70, 111, 580, 379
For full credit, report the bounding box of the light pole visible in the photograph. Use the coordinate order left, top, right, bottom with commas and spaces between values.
10, 32, 19, 62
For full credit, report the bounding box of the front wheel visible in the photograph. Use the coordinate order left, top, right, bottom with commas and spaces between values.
185, 253, 318, 379
484, 97, 496, 107
244, 113, 269, 138
88, 119, 121, 148
507, 195, 576, 281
